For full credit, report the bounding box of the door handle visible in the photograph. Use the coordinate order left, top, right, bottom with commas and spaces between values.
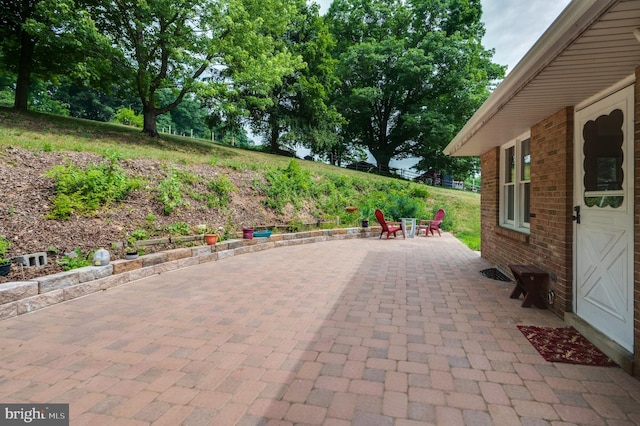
572, 206, 580, 224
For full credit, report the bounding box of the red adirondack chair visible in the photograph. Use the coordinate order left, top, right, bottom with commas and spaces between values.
418, 209, 446, 237
375, 209, 405, 239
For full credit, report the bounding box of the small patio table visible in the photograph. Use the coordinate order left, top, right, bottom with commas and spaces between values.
401, 218, 417, 238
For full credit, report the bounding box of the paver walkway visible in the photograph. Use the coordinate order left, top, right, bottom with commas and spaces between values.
0, 234, 639, 425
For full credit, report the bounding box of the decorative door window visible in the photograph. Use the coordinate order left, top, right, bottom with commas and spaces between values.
582, 109, 624, 208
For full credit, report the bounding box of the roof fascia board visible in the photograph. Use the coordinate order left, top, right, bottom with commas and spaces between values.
444, 0, 617, 156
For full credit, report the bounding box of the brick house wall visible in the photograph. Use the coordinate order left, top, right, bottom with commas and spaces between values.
481, 75, 640, 373
480, 107, 574, 318
529, 107, 574, 315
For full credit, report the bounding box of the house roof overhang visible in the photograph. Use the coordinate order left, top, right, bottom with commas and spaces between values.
444, 0, 640, 157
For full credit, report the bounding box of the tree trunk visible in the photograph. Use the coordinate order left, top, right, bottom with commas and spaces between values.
329, 149, 337, 166
142, 107, 159, 137
269, 120, 279, 153
370, 150, 392, 173
14, 30, 35, 111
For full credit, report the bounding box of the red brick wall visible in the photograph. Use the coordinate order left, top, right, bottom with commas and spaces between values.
530, 107, 574, 314
480, 107, 574, 318
479, 147, 499, 252
482, 75, 640, 375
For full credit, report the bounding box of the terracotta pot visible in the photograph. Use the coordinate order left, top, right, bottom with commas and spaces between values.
204, 234, 219, 245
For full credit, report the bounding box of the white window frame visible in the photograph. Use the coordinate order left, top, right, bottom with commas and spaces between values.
500, 131, 531, 233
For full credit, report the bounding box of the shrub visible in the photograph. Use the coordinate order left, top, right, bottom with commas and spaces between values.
384, 191, 423, 221
130, 229, 148, 240
45, 152, 140, 219
165, 221, 191, 236
0, 237, 11, 263
157, 167, 192, 215
262, 160, 314, 213
56, 248, 93, 271
112, 107, 143, 128
409, 185, 430, 199
207, 175, 237, 208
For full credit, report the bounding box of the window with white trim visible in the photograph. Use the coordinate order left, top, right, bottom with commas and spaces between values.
500, 133, 530, 232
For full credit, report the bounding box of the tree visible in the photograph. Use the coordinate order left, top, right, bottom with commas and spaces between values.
35, 78, 140, 122
326, 0, 504, 172
215, 1, 341, 157
0, 0, 114, 111
90, 0, 301, 137
155, 90, 208, 138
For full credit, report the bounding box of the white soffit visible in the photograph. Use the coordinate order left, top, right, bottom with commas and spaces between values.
445, 0, 640, 157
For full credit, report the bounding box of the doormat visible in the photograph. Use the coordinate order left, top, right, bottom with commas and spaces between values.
517, 325, 618, 367
480, 268, 511, 282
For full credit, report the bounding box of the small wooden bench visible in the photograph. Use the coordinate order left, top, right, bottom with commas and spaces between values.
508, 264, 549, 309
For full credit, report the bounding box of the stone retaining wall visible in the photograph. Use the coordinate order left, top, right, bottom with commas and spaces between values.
0, 227, 382, 321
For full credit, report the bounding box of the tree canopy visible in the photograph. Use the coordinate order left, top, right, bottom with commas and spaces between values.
85, 0, 303, 136
0, 0, 114, 110
326, 0, 504, 174
0, 0, 505, 182
209, 1, 342, 158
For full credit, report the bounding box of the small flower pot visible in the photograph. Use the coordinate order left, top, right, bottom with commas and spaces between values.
125, 252, 139, 260
243, 228, 254, 239
361, 219, 369, 228
204, 234, 219, 245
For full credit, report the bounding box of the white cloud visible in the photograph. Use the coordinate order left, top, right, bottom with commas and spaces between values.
481, 0, 572, 72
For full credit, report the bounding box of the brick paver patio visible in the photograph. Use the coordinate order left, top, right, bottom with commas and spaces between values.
0, 234, 639, 425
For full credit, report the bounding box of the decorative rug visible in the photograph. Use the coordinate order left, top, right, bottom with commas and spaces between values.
517, 325, 618, 367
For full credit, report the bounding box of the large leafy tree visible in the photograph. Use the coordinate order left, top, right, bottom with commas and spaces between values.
326, 0, 504, 175
218, 1, 341, 156
0, 0, 113, 111
89, 0, 300, 137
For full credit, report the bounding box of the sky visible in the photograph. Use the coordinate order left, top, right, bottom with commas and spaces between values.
478, 0, 572, 73
306, 0, 573, 169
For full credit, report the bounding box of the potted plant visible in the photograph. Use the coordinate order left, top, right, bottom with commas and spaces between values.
360, 207, 372, 228
198, 224, 219, 245
125, 236, 139, 259
204, 232, 218, 245
0, 237, 11, 276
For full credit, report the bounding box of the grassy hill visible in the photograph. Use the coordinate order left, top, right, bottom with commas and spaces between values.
0, 108, 480, 281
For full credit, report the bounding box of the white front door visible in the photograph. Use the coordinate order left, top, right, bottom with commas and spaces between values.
574, 84, 634, 353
